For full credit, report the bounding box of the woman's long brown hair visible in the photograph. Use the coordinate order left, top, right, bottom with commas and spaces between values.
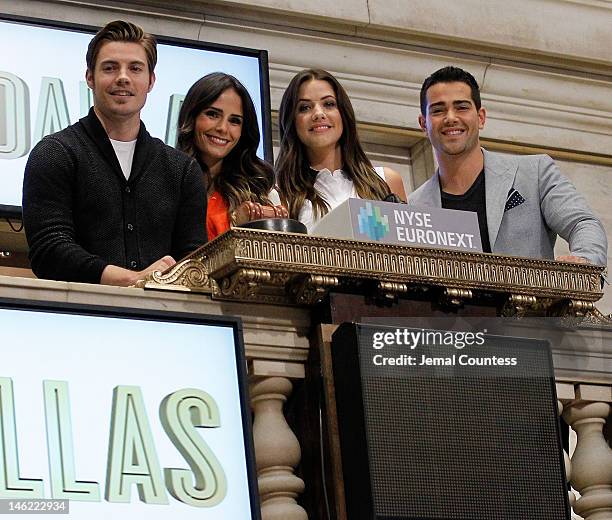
177, 72, 274, 212
275, 69, 390, 220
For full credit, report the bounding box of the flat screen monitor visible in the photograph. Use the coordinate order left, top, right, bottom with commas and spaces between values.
0, 298, 260, 519
0, 15, 272, 217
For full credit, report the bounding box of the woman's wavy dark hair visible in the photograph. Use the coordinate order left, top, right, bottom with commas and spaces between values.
275, 69, 390, 220
177, 72, 274, 212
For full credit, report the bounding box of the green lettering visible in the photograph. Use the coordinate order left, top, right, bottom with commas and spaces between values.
164, 94, 184, 147
33, 77, 70, 144
0, 71, 30, 159
105, 386, 167, 504
0, 377, 44, 498
43, 380, 100, 501
160, 388, 227, 507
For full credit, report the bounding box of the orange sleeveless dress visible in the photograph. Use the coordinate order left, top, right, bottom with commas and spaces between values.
206, 191, 230, 240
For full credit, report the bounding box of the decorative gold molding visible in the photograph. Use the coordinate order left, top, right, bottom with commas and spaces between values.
502, 294, 539, 317
567, 299, 595, 317
583, 307, 612, 326
291, 274, 340, 305
139, 258, 212, 293
219, 268, 271, 299
442, 287, 473, 307
144, 229, 605, 315
377, 281, 409, 302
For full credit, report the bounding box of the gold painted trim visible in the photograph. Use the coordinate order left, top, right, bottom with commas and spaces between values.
138, 257, 212, 293
145, 229, 604, 312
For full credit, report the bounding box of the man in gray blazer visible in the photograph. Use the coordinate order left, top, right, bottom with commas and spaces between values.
409, 66, 607, 266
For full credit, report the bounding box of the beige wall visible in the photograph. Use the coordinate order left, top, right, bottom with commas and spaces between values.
1, 0, 610, 311
210, 0, 612, 68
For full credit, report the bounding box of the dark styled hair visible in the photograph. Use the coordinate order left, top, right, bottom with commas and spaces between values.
86, 20, 157, 74
420, 66, 481, 115
177, 72, 274, 212
275, 68, 390, 220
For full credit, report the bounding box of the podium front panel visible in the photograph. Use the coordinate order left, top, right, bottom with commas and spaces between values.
331, 322, 570, 520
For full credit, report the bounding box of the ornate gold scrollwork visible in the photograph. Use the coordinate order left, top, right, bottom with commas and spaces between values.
141, 230, 605, 311
219, 272, 294, 305
219, 268, 271, 299
583, 307, 612, 325
547, 298, 596, 319
501, 294, 538, 317
136, 258, 211, 292
567, 299, 595, 317
269, 272, 292, 287
292, 275, 339, 305
441, 287, 473, 307
376, 281, 409, 302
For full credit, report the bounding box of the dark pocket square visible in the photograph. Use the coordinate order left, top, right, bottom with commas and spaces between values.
505, 188, 525, 212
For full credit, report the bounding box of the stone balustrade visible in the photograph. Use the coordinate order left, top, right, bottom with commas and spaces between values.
561, 384, 612, 520
250, 376, 307, 520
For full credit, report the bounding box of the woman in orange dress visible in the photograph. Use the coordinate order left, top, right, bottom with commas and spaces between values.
177, 73, 277, 240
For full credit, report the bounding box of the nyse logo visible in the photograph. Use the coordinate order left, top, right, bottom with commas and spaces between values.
358, 202, 390, 241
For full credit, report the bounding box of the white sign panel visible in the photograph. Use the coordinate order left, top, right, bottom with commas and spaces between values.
0, 304, 259, 519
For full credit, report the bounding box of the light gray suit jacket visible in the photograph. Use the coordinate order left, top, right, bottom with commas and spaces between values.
408, 149, 608, 266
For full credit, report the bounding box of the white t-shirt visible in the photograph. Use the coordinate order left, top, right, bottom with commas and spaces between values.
109, 138, 137, 180
298, 166, 386, 232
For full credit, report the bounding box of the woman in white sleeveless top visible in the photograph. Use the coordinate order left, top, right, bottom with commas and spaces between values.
275, 69, 406, 232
